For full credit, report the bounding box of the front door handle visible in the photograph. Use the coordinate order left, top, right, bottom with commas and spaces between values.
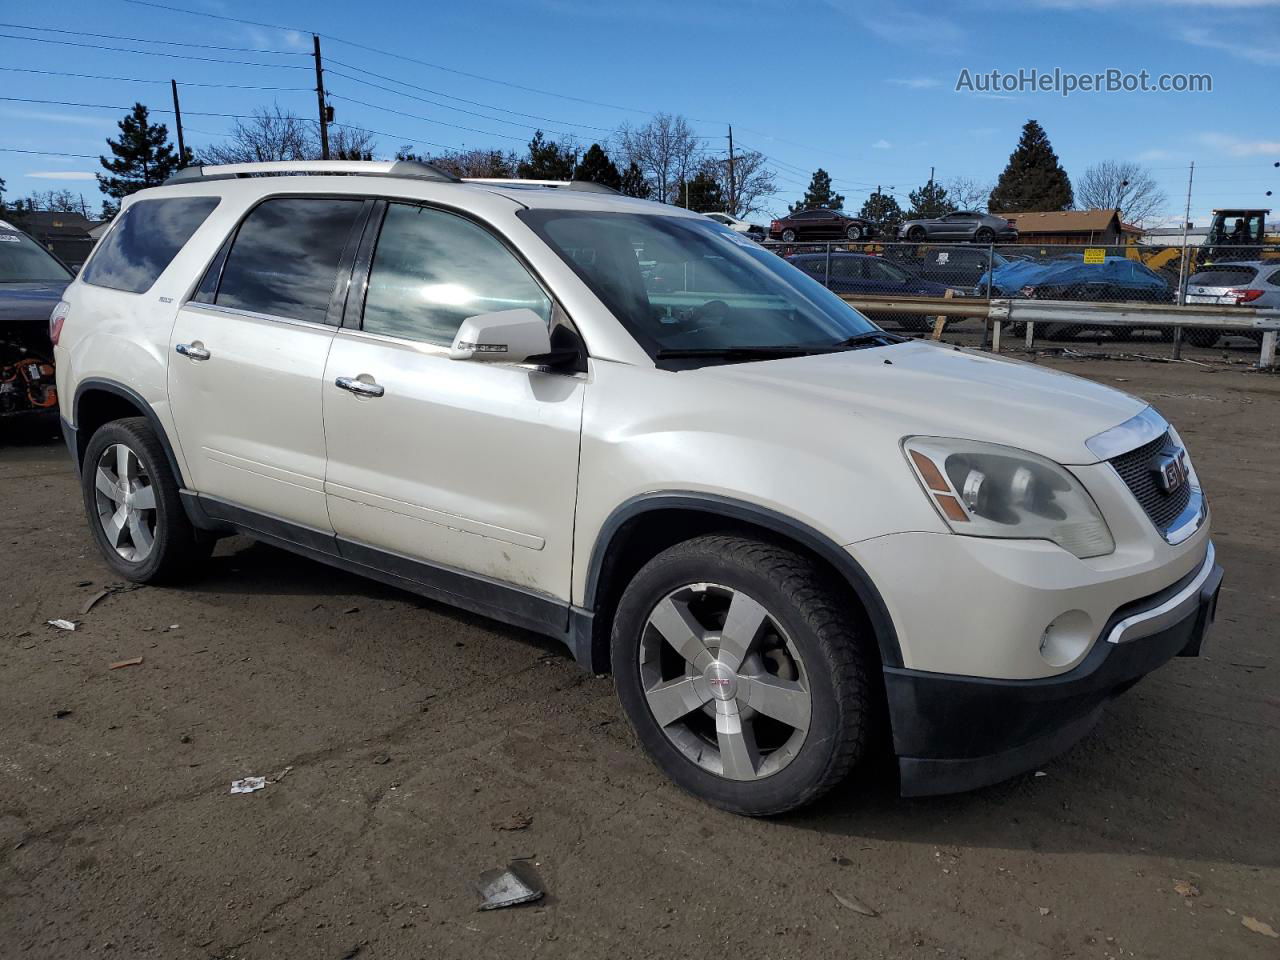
334, 376, 385, 398
175, 342, 210, 361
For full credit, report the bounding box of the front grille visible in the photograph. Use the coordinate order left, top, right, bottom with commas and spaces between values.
1109, 431, 1192, 532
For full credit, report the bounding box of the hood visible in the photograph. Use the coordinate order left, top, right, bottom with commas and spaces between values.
708, 339, 1146, 465
0, 281, 68, 325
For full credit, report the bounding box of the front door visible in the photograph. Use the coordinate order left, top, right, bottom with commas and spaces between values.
321, 202, 585, 617
167, 196, 369, 531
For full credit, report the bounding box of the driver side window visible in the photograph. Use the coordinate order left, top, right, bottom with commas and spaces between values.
362, 203, 551, 346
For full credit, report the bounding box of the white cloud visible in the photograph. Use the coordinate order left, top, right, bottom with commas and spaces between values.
887, 76, 941, 89
834, 6, 966, 51
26, 171, 97, 180
0, 107, 113, 129
1136, 148, 1172, 161
1179, 26, 1280, 64
1199, 132, 1280, 156
871, 139, 892, 150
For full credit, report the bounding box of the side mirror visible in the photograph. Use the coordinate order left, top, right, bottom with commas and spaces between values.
449, 308, 552, 363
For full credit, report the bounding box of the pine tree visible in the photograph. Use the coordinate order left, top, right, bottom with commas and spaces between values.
573, 144, 622, 190
790, 168, 844, 212
97, 103, 185, 201
677, 170, 724, 212
988, 120, 1073, 213
619, 161, 650, 199
517, 130, 578, 180
907, 179, 954, 219
858, 188, 904, 234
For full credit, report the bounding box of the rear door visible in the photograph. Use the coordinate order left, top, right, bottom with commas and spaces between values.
321, 201, 585, 619
167, 196, 370, 531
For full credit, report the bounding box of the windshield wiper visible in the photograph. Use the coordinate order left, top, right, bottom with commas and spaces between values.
832, 331, 906, 348
655, 345, 838, 360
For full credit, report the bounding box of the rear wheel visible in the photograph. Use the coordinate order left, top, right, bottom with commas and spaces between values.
846, 224, 863, 241
906, 226, 926, 242
81, 417, 212, 583
612, 535, 873, 816
973, 227, 994, 243
781, 228, 797, 243
1185, 329, 1219, 348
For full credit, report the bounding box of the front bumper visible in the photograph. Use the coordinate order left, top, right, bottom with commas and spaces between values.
886, 543, 1222, 796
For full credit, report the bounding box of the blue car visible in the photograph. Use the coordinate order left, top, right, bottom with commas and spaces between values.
787, 252, 954, 330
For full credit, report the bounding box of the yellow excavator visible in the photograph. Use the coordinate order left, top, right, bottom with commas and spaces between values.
1125, 208, 1277, 275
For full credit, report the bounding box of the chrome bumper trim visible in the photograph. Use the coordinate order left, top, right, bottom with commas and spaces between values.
1106, 541, 1216, 644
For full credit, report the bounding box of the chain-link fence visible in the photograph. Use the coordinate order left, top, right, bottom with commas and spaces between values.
757, 238, 1278, 361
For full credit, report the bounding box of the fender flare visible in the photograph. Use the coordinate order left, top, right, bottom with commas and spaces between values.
71, 378, 188, 489
583, 492, 903, 669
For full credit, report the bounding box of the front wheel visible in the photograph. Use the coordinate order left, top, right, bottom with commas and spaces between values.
80, 417, 212, 583
612, 535, 874, 816
1184, 329, 1219, 348
905, 226, 926, 242
973, 227, 994, 243
846, 224, 863, 241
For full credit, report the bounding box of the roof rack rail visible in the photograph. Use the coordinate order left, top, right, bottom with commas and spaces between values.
163, 159, 460, 185
463, 178, 621, 196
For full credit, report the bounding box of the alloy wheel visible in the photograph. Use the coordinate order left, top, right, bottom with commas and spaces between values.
639, 583, 812, 781
93, 443, 158, 562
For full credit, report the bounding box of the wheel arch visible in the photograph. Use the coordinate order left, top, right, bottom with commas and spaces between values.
582, 492, 902, 674
71, 378, 187, 489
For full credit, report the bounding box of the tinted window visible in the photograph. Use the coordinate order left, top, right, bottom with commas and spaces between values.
0, 228, 73, 283
1190, 267, 1257, 286
216, 197, 364, 324
1268, 270, 1280, 286
362, 203, 551, 345
81, 197, 218, 293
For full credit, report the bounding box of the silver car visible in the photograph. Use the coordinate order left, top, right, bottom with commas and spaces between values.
1182, 260, 1280, 346
899, 210, 1018, 243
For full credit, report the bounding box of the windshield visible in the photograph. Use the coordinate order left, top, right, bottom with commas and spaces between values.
519, 211, 879, 360
0, 228, 74, 283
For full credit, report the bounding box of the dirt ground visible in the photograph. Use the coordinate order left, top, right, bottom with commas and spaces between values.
1, 354, 1277, 960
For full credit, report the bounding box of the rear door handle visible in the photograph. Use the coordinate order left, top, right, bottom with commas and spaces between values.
175, 342, 210, 361
334, 376, 385, 398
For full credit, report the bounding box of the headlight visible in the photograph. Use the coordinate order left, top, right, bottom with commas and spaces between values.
903, 437, 1115, 559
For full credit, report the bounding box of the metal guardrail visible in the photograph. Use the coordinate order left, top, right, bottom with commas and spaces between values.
837, 294, 1280, 368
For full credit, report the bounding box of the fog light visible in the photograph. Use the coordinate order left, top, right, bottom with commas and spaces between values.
1039, 610, 1093, 667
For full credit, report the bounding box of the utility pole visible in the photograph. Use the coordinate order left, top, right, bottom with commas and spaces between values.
727, 124, 736, 217
170, 79, 187, 167
1175, 161, 1195, 306
313, 34, 330, 160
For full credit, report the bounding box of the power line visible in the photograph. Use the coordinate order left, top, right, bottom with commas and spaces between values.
0, 31, 311, 69
0, 20, 309, 55
0, 94, 286, 120
0, 65, 311, 91
327, 91, 567, 143
0, 147, 99, 159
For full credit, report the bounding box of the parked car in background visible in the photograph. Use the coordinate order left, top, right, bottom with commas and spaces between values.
703, 212, 765, 238
1181, 261, 1280, 347
886, 245, 1011, 295
898, 210, 1018, 243
0, 219, 72, 427
769, 208, 877, 242
787, 252, 956, 330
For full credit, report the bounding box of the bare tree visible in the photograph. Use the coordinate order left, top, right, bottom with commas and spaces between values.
616, 113, 702, 204
14, 189, 85, 213
397, 146, 518, 178
199, 105, 317, 163
1075, 160, 1167, 227
943, 176, 994, 212
329, 125, 378, 161
714, 149, 777, 218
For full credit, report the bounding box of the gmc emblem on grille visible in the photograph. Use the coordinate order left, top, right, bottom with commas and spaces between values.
1154, 451, 1186, 494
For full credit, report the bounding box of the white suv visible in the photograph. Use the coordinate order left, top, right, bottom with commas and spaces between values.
54, 161, 1221, 815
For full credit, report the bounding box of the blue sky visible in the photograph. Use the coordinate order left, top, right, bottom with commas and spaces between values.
1, 0, 1275, 225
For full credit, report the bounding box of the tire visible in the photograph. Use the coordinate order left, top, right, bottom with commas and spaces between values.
905, 226, 926, 242
80, 417, 212, 584
1185, 329, 1219, 348
611, 534, 873, 816
781, 228, 797, 243
973, 227, 994, 243
898, 315, 932, 332
846, 224, 863, 241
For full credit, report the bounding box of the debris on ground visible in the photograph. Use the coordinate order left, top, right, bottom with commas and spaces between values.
372, 753, 391, 765
492, 812, 533, 832
1173, 880, 1201, 898
829, 889, 878, 917
1242, 916, 1279, 938
230, 776, 268, 794
1038, 907, 1051, 917
81, 590, 111, 614
109, 657, 143, 670
343, 606, 359, 615
46, 619, 77, 631
475, 862, 545, 910
270, 765, 294, 783
54, 708, 72, 719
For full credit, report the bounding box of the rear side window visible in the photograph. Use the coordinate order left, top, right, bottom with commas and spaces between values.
215, 197, 365, 324
361, 203, 551, 346
81, 197, 219, 293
